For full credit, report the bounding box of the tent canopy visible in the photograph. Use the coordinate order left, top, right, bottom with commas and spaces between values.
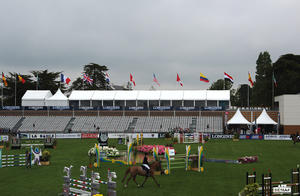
22, 90, 53, 107
45, 89, 68, 106
253, 109, 277, 125
227, 108, 251, 125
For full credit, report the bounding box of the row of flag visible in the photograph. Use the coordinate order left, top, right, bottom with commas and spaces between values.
1, 73, 25, 87
1, 71, 278, 88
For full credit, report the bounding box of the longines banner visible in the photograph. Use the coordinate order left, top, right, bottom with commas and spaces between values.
210, 134, 234, 139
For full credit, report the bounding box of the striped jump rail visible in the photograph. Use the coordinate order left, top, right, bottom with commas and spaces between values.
70, 183, 92, 191
86, 178, 108, 185
70, 179, 91, 186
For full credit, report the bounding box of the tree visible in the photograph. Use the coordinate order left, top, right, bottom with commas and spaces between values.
273, 54, 300, 96
2, 73, 35, 106
209, 79, 233, 90
69, 63, 109, 91
234, 84, 252, 107
31, 70, 65, 94
252, 51, 273, 107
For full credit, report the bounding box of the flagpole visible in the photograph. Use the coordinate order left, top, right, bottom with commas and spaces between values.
1, 83, 3, 107
247, 84, 250, 108
272, 70, 274, 109
15, 73, 17, 106
36, 73, 38, 90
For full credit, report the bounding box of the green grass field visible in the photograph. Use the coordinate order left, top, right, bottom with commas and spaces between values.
0, 138, 299, 196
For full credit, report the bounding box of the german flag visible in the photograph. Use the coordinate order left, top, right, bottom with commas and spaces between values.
2, 72, 7, 86
18, 75, 26, 84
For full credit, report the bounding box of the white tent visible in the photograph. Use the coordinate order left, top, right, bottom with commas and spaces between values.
252, 109, 277, 125
45, 89, 68, 107
22, 90, 53, 106
227, 108, 251, 125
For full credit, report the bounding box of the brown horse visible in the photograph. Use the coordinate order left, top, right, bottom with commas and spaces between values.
291, 134, 300, 144
121, 161, 164, 188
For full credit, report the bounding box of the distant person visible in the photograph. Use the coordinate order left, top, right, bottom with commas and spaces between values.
25, 150, 31, 168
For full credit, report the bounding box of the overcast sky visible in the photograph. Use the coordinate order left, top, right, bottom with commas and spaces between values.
0, 0, 299, 90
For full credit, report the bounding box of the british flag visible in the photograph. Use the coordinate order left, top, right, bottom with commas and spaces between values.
83, 73, 93, 85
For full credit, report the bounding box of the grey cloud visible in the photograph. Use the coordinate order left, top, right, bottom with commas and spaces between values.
0, 0, 299, 89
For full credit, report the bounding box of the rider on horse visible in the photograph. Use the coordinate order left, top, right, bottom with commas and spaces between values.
142, 153, 150, 177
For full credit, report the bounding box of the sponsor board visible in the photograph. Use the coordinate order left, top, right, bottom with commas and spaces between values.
264, 135, 292, 141
81, 133, 99, 139
273, 185, 291, 194
27, 133, 56, 139
55, 133, 81, 139
102, 106, 121, 110
152, 106, 172, 111
2, 106, 21, 110
108, 133, 158, 139
127, 106, 144, 111
239, 134, 264, 140
0, 135, 9, 141
211, 134, 234, 139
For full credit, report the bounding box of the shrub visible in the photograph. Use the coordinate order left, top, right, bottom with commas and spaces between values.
41, 150, 51, 162
239, 183, 259, 196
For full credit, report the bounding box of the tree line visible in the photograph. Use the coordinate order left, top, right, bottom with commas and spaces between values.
209, 52, 300, 108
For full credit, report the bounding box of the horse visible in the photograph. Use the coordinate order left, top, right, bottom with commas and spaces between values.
121, 161, 164, 188
291, 134, 300, 144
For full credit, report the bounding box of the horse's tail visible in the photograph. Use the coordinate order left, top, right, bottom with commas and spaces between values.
121, 167, 131, 183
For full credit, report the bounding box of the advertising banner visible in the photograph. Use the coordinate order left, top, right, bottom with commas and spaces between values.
0, 135, 9, 141
264, 135, 292, 140
211, 134, 234, 139
239, 134, 264, 140
81, 133, 99, 139
55, 133, 81, 139
108, 133, 158, 139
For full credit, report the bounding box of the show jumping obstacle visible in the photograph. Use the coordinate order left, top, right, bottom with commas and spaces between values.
63, 165, 117, 196
174, 133, 206, 144
161, 145, 204, 174
246, 168, 300, 196
0, 148, 26, 168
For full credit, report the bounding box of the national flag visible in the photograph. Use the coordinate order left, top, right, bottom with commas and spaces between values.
2, 72, 7, 87
153, 73, 160, 86
83, 73, 93, 85
18, 75, 25, 84
61, 74, 71, 85
248, 72, 254, 87
273, 72, 277, 88
130, 73, 136, 86
105, 72, 110, 83
200, 73, 209, 83
176, 73, 183, 87
224, 72, 233, 83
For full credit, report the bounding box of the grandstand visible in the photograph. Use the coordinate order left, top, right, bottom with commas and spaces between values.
0, 114, 223, 133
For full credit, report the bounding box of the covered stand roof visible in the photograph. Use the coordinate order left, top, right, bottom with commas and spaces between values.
253, 109, 277, 125
227, 108, 251, 125
68, 90, 230, 101
45, 89, 68, 106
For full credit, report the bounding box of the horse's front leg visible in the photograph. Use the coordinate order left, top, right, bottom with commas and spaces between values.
125, 175, 132, 188
141, 176, 148, 187
133, 175, 140, 187
151, 175, 160, 187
